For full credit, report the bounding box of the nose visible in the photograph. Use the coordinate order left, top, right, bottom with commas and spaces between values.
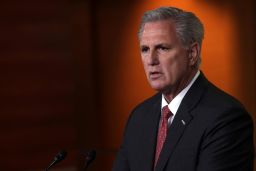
147, 50, 159, 66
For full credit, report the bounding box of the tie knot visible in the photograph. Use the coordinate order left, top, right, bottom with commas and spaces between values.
162, 105, 172, 119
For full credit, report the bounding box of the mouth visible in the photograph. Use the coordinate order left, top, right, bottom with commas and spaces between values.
149, 71, 162, 80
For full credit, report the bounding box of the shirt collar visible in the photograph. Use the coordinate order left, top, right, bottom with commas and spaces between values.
161, 70, 200, 115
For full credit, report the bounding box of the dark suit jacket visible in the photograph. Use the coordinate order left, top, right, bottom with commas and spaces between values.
112, 73, 254, 171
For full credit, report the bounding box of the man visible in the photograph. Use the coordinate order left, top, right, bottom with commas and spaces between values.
112, 7, 254, 171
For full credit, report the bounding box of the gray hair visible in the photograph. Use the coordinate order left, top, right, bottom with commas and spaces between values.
138, 7, 204, 66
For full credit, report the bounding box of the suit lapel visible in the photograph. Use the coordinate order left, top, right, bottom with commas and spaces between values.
155, 104, 192, 171
155, 72, 209, 171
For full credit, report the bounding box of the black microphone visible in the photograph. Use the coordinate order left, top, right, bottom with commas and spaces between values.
82, 150, 96, 171
45, 150, 67, 171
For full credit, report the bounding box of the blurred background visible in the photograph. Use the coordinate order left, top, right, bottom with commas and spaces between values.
0, 0, 255, 170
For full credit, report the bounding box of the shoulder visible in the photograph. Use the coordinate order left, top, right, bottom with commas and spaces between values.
192, 72, 246, 111
194, 80, 253, 131
124, 93, 161, 127
187, 73, 252, 128
131, 93, 161, 114
203, 82, 247, 112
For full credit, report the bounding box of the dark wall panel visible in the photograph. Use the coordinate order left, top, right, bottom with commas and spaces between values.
0, 1, 79, 170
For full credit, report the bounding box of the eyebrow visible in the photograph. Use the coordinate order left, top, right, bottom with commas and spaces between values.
140, 43, 171, 48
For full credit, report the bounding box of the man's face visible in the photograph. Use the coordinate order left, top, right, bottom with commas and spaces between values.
140, 20, 195, 93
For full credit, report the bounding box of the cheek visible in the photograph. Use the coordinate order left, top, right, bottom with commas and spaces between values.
163, 66, 175, 81
141, 59, 149, 74
141, 55, 146, 65
161, 57, 175, 72
161, 57, 181, 79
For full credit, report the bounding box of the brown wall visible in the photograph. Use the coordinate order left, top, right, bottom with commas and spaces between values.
0, 0, 255, 171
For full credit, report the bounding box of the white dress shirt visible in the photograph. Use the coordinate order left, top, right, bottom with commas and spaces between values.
161, 71, 200, 126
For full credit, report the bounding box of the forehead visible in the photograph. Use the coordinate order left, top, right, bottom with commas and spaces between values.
140, 20, 178, 44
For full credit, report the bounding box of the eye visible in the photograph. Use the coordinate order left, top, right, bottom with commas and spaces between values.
158, 45, 170, 51
141, 46, 149, 53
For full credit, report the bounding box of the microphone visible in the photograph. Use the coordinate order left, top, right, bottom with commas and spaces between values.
82, 150, 96, 171
45, 150, 67, 171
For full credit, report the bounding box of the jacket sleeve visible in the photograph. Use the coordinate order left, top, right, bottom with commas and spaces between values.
196, 107, 254, 171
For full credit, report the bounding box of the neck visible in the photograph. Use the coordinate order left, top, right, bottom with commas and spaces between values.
163, 69, 198, 103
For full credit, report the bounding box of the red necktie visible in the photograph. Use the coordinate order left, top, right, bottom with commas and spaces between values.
154, 105, 172, 168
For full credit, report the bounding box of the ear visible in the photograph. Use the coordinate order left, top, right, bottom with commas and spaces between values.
188, 42, 200, 66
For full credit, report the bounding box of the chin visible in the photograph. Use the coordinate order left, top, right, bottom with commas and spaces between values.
149, 83, 166, 92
